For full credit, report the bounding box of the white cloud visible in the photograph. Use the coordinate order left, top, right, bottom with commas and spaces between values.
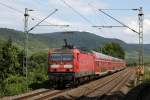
144, 19, 150, 33
121, 15, 150, 43
123, 17, 150, 35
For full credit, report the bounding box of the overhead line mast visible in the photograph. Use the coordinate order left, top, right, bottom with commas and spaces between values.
95, 7, 144, 67
24, 8, 32, 90
24, 8, 58, 90
138, 7, 144, 67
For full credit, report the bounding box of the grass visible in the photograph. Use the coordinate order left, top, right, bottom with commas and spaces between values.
144, 66, 150, 82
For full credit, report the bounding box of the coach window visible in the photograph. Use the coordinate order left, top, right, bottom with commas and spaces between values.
77, 53, 79, 61
96, 61, 99, 67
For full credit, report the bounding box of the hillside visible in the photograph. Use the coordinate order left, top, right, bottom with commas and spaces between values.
0, 28, 150, 63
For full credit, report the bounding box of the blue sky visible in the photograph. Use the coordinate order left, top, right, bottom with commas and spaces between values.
0, 0, 150, 43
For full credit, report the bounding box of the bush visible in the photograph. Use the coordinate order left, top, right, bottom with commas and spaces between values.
28, 51, 48, 84
2, 75, 27, 96
144, 67, 150, 82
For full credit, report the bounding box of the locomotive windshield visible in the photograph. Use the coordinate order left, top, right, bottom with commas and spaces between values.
62, 54, 73, 61
50, 53, 73, 61
51, 54, 61, 61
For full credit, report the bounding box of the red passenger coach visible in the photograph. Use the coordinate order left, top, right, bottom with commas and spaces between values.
48, 48, 126, 88
93, 51, 126, 75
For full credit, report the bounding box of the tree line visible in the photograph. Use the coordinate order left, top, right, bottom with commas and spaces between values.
94, 42, 125, 59
0, 38, 48, 96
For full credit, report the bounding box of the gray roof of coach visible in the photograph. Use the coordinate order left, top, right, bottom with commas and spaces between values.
92, 51, 123, 61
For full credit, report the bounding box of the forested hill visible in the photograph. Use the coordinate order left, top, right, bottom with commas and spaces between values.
0, 28, 127, 49
0, 28, 150, 62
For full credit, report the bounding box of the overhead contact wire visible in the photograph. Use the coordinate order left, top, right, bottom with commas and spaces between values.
60, 0, 94, 26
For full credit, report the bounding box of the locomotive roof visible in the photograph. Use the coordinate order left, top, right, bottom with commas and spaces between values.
49, 48, 73, 53
92, 51, 123, 61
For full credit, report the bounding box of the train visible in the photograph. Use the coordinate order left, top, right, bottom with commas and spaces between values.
48, 47, 126, 88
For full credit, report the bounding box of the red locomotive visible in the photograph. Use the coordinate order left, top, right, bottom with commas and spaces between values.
48, 47, 126, 88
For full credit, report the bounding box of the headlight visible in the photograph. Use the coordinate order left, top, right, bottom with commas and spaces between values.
64, 64, 73, 68
51, 64, 59, 68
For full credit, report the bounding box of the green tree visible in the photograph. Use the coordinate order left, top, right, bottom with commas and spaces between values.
101, 42, 125, 59
17, 50, 25, 74
28, 51, 48, 84
0, 38, 25, 96
0, 38, 21, 81
0, 39, 49, 96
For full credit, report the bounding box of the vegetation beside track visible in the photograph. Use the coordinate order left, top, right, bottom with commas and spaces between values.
0, 39, 48, 97
94, 42, 125, 59
144, 66, 150, 82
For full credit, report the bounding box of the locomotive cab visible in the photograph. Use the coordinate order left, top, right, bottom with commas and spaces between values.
48, 48, 79, 88
49, 53, 74, 72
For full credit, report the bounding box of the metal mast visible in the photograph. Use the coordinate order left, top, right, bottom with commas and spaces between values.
24, 8, 33, 90
138, 7, 144, 66
23, 8, 58, 90
24, 8, 29, 90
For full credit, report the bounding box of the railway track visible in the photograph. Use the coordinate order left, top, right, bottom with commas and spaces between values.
49, 68, 135, 100
34, 90, 65, 100
11, 68, 134, 100
13, 89, 65, 100
13, 89, 51, 100
75, 69, 131, 99
87, 68, 132, 97
77, 68, 134, 100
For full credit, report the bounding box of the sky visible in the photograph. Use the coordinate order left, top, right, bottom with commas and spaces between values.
0, 0, 150, 44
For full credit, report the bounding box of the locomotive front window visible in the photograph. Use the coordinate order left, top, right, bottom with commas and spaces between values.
62, 54, 73, 61
51, 54, 61, 61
